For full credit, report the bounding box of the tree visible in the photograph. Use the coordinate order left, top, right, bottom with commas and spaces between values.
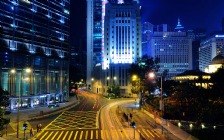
0, 108, 10, 132
128, 55, 160, 94
0, 88, 10, 108
107, 84, 120, 98
128, 55, 160, 79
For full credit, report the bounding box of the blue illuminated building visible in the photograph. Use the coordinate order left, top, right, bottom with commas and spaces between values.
199, 34, 224, 72
86, 0, 139, 86
148, 22, 193, 79
90, 0, 141, 95
0, 0, 70, 109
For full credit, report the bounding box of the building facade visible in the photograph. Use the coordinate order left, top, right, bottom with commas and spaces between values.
103, 1, 142, 69
86, 0, 140, 86
90, 0, 141, 95
142, 22, 153, 56
0, 0, 70, 109
149, 31, 193, 79
199, 34, 224, 72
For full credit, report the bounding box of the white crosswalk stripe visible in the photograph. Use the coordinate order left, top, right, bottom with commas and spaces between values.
36, 128, 161, 140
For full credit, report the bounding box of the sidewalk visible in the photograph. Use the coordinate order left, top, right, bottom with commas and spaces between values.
1, 96, 79, 140
142, 107, 198, 140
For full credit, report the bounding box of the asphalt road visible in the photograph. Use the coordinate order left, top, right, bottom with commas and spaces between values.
32, 91, 167, 140
33, 91, 111, 140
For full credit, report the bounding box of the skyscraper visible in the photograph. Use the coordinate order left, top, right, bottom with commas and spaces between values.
199, 34, 224, 72
149, 31, 193, 79
88, 0, 141, 95
86, 0, 140, 86
103, 1, 142, 69
0, 0, 70, 109
87, 0, 104, 86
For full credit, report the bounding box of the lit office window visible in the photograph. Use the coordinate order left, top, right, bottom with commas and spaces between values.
59, 16, 65, 24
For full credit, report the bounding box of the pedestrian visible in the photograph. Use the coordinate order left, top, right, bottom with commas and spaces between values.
36, 124, 39, 132
39, 123, 42, 131
30, 128, 34, 137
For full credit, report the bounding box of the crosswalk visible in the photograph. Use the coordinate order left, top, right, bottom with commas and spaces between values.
35, 128, 161, 140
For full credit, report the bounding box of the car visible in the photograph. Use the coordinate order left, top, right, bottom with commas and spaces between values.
48, 103, 59, 108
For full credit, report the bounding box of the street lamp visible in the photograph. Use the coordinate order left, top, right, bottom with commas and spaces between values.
91, 78, 94, 91
149, 72, 164, 134
132, 75, 140, 93
16, 68, 31, 138
10, 69, 20, 138
113, 76, 117, 85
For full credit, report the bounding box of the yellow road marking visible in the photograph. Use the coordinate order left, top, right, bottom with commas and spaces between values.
114, 129, 119, 138
96, 130, 98, 139
74, 131, 78, 140
45, 131, 53, 140
62, 131, 69, 140
56, 131, 64, 140
45, 112, 65, 130
122, 128, 129, 138
147, 129, 155, 137
80, 131, 83, 139
40, 131, 49, 140
90, 130, 93, 139
142, 129, 150, 138
85, 131, 88, 139
101, 130, 104, 139
68, 131, 73, 140
51, 131, 59, 140
153, 130, 160, 137
105, 130, 109, 139
118, 129, 124, 138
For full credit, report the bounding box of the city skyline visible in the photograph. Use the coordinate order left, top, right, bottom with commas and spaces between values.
71, 0, 224, 41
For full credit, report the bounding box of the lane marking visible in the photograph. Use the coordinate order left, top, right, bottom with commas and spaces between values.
68, 131, 73, 140
85, 130, 88, 139
122, 128, 129, 138
62, 131, 69, 140
105, 130, 109, 139
51, 131, 59, 140
96, 130, 98, 139
90, 130, 93, 139
40, 131, 48, 140
45, 131, 53, 140
114, 129, 119, 138
147, 129, 155, 137
153, 130, 160, 137
74, 131, 78, 140
80, 131, 83, 139
101, 130, 104, 139
56, 131, 64, 140
142, 129, 150, 138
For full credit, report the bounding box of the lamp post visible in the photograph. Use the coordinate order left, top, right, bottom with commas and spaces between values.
91, 78, 94, 91
113, 76, 117, 85
132, 75, 140, 94
16, 68, 31, 138
10, 69, 20, 138
149, 72, 164, 134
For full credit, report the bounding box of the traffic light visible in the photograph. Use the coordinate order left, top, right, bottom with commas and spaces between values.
23, 123, 28, 130
131, 121, 136, 128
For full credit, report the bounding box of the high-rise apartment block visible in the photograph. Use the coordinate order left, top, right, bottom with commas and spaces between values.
0, 0, 70, 109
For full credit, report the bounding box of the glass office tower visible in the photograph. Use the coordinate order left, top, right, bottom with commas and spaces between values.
0, 0, 70, 109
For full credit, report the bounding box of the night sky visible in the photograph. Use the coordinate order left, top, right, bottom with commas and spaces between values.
140, 0, 224, 33
71, 0, 224, 44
